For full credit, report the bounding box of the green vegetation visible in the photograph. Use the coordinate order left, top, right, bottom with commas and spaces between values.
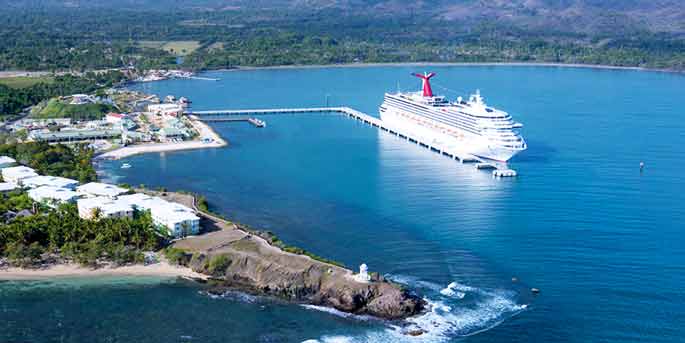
0, 190, 33, 213
30, 98, 116, 121
257, 229, 345, 268
1, 3, 684, 73
0, 142, 97, 183
0, 71, 126, 120
163, 247, 189, 265
0, 76, 54, 89
0, 203, 164, 268
207, 254, 231, 276
140, 41, 202, 56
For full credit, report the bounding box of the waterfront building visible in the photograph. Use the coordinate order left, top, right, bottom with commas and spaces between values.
148, 103, 183, 117
159, 127, 186, 140
0, 182, 18, 193
0, 156, 16, 169
1, 166, 39, 184
106, 112, 127, 124
28, 186, 79, 208
29, 129, 122, 143
21, 175, 79, 190
117, 193, 200, 237
77, 196, 134, 220
76, 182, 129, 198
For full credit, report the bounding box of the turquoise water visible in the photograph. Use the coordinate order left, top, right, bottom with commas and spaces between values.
4, 66, 685, 342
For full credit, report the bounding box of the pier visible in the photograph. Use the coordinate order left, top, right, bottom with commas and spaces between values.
188, 107, 515, 174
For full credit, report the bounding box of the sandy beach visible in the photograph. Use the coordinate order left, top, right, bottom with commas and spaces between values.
0, 259, 208, 281
96, 119, 227, 160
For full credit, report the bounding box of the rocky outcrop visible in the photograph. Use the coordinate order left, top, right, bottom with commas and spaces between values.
174, 230, 425, 319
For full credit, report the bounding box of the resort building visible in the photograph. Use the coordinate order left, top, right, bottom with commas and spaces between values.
76, 182, 129, 198
159, 127, 186, 140
0, 182, 18, 193
117, 193, 200, 237
77, 197, 134, 220
29, 129, 122, 143
148, 103, 183, 117
21, 175, 80, 190
106, 112, 127, 124
0, 156, 16, 169
28, 186, 79, 208
1, 166, 39, 184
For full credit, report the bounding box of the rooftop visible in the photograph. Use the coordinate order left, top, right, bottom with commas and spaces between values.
0, 182, 18, 192
78, 196, 133, 216
0, 156, 16, 166
22, 175, 79, 189
28, 186, 79, 202
77, 182, 129, 198
1, 166, 39, 179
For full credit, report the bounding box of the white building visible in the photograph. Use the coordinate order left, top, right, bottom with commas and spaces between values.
0, 156, 16, 169
22, 175, 80, 190
117, 193, 200, 237
1, 166, 39, 184
70, 94, 95, 105
106, 112, 127, 124
77, 196, 134, 220
354, 263, 371, 282
28, 186, 79, 208
0, 182, 18, 193
148, 103, 183, 117
76, 182, 129, 198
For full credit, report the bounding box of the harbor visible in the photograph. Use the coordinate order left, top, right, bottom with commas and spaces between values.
190, 106, 517, 176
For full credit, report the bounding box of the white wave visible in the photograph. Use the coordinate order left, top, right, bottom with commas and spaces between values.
311, 279, 528, 343
300, 304, 375, 321
439, 282, 466, 299
200, 289, 258, 303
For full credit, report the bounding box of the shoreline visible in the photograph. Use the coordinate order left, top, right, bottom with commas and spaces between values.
0, 259, 208, 281
213, 61, 685, 75
95, 119, 227, 160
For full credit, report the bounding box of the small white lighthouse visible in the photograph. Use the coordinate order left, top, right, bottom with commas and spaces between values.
355, 263, 371, 282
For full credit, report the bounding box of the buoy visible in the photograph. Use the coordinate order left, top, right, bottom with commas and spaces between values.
531, 288, 540, 294
640, 161, 645, 172
512, 277, 518, 283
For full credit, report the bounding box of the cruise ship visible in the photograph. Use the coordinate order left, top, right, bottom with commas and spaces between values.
379, 73, 526, 162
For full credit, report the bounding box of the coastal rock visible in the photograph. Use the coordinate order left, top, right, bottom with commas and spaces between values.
174, 230, 425, 319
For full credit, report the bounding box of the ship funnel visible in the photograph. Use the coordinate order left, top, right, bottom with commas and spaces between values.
412, 72, 436, 97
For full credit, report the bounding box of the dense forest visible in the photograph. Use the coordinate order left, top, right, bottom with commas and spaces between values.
0, 1, 684, 72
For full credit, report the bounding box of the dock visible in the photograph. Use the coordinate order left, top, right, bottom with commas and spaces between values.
189, 107, 515, 175
198, 116, 266, 127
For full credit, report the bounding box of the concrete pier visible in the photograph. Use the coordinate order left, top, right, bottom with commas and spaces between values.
189, 107, 514, 174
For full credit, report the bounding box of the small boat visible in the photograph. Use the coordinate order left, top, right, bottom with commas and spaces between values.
120, 163, 132, 169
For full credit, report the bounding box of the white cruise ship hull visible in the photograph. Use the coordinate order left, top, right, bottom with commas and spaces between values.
379, 106, 521, 162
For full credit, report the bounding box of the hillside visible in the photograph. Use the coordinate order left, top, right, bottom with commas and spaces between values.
1, 1, 684, 71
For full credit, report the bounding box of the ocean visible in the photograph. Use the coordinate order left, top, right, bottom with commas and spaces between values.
3, 65, 684, 342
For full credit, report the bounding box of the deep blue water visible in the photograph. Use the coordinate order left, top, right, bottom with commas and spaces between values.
4, 66, 685, 342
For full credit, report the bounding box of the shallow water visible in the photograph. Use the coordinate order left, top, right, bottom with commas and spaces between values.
4, 65, 685, 342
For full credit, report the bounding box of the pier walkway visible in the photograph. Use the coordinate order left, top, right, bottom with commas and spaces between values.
188, 107, 513, 173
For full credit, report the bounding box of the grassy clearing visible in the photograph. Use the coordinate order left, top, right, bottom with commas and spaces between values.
0, 76, 54, 89
30, 98, 115, 120
137, 40, 201, 56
